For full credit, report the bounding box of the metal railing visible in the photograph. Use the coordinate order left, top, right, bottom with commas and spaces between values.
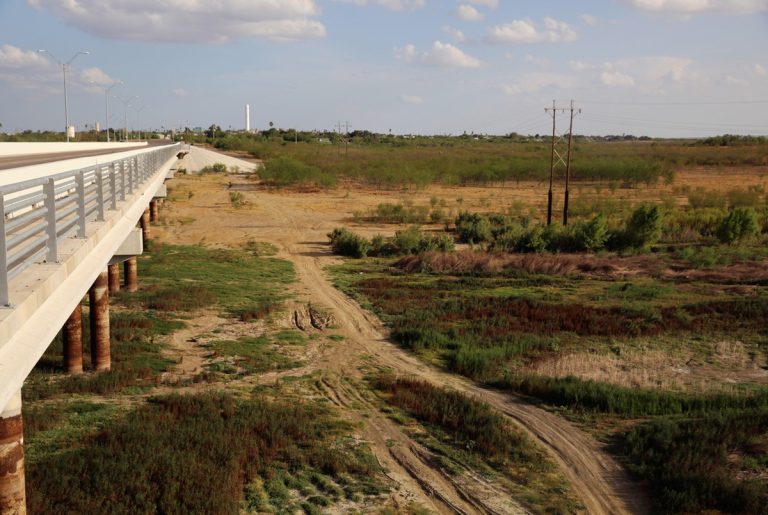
0, 143, 180, 306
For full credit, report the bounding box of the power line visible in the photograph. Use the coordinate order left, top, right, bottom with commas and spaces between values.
580, 99, 768, 106
544, 100, 581, 226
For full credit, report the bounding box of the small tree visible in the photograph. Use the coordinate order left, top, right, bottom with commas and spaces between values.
624, 205, 662, 248
716, 208, 759, 244
575, 214, 608, 251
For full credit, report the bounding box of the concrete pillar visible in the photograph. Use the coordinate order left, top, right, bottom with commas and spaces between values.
149, 200, 159, 223
140, 208, 150, 245
124, 257, 138, 293
0, 391, 26, 515
62, 304, 83, 375
89, 272, 110, 372
107, 263, 120, 293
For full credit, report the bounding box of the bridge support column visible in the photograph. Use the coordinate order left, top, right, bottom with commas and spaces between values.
0, 391, 26, 515
140, 209, 150, 245
149, 200, 159, 223
89, 272, 110, 372
124, 257, 138, 293
62, 304, 83, 375
107, 263, 120, 293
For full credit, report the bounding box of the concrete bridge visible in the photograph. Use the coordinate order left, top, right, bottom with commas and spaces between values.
0, 142, 182, 513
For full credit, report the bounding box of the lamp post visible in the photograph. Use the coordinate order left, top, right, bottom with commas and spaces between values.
132, 104, 147, 140
115, 95, 137, 141
104, 81, 122, 142
38, 49, 89, 142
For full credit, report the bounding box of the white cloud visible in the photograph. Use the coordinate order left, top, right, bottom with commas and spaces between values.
467, 0, 498, 7
442, 25, 467, 43
600, 71, 636, 87
502, 73, 575, 95
568, 60, 594, 71
580, 13, 599, 25
755, 64, 767, 77
525, 54, 550, 67
353, 0, 425, 10
172, 88, 189, 97
396, 41, 482, 69
584, 56, 695, 92
401, 94, 423, 104
487, 17, 577, 44
457, 4, 484, 21
0, 44, 116, 94
27, 0, 327, 43
624, 0, 768, 13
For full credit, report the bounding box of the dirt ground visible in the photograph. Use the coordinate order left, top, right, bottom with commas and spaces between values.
148, 153, 696, 514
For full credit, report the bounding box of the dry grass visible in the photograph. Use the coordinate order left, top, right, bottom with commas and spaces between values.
526, 340, 768, 393
393, 250, 654, 278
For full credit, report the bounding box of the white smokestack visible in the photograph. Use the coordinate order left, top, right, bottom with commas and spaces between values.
245, 104, 251, 132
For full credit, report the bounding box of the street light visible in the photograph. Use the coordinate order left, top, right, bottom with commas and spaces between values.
132, 104, 147, 140
103, 81, 122, 142
38, 49, 89, 142
115, 95, 137, 141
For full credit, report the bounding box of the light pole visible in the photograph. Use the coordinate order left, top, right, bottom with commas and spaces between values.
132, 104, 147, 140
115, 95, 137, 141
39, 49, 89, 142
104, 81, 122, 142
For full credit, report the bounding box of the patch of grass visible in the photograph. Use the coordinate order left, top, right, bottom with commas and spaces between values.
25, 392, 387, 514
373, 375, 578, 513
205, 336, 297, 374
132, 243, 294, 317
620, 409, 768, 513
24, 312, 182, 401
231, 300, 281, 322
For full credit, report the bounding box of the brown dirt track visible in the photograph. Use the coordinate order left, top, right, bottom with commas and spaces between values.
154, 163, 652, 514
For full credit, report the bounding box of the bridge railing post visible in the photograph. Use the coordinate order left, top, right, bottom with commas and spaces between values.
95, 169, 105, 222
0, 194, 9, 306
43, 178, 58, 263
109, 163, 117, 211
76, 172, 87, 238
119, 160, 126, 200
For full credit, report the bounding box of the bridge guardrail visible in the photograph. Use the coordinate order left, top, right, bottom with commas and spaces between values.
0, 143, 181, 306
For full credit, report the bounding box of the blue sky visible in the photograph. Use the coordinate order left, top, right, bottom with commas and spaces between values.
0, 0, 767, 137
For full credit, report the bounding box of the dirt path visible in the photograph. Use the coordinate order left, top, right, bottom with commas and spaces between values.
156, 171, 649, 514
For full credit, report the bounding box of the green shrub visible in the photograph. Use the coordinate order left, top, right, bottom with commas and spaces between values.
573, 214, 608, 251
514, 225, 547, 253
621, 205, 663, 249
393, 227, 455, 255
393, 226, 423, 254
621, 409, 768, 513
327, 228, 370, 258
260, 156, 335, 187
716, 208, 760, 244
200, 163, 228, 174
455, 212, 493, 244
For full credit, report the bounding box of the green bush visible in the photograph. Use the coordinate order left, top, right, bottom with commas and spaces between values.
455, 212, 493, 244
514, 225, 547, 253
573, 214, 608, 251
260, 156, 335, 187
716, 208, 760, 244
327, 228, 370, 258
620, 205, 663, 249
393, 227, 455, 255
200, 162, 228, 174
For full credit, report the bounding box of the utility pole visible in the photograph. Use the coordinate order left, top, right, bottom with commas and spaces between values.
544, 100, 581, 225
336, 121, 350, 156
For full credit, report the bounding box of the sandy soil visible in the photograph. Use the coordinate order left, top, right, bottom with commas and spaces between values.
151, 150, 660, 514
